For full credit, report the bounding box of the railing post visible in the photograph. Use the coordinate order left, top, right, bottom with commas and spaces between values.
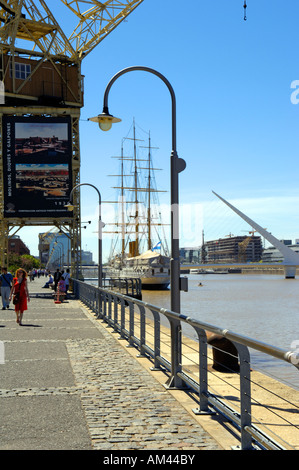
232, 342, 253, 450
164, 317, 184, 389
102, 292, 107, 320
192, 327, 211, 414
97, 290, 103, 319
128, 299, 134, 346
137, 304, 146, 356
107, 293, 112, 324
149, 309, 161, 371
119, 298, 126, 339
113, 294, 119, 332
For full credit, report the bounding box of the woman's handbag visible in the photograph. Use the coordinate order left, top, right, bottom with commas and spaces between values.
13, 292, 20, 305
13, 279, 23, 305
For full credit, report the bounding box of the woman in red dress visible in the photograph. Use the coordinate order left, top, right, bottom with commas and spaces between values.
9, 268, 30, 325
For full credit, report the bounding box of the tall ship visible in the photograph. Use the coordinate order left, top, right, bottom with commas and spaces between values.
104, 120, 170, 290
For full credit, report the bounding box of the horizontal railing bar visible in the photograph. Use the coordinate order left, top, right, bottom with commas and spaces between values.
96, 283, 298, 369
207, 395, 241, 427
177, 371, 200, 393
208, 395, 286, 451
244, 426, 286, 451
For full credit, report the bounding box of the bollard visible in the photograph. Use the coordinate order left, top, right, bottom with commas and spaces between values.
206, 331, 239, 372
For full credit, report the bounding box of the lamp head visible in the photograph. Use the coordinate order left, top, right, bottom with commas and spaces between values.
88, 109, 121, 131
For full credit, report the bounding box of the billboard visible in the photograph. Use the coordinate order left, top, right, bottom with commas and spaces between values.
2, 116, 73, 218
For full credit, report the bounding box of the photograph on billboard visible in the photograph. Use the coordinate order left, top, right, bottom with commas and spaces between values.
2, 116, 72, 218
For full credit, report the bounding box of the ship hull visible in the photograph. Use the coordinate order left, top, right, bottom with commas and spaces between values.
106, 267, 170, 291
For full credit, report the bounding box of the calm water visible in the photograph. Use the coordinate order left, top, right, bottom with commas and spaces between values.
142, 274, 299, 390
88, 273, 299, 389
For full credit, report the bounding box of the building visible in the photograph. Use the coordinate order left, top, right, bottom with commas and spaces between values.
81, 251, 94, 266
180, 246, 201, 264
39, 231, 94, 268
39, 232, 70, 268
8, 235, 30, 256
205, 235, 263, 263
262, 240, 299, 263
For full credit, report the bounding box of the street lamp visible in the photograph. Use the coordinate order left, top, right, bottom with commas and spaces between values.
54, 240, 64, 268
65, 183, 104, 289
89, 111, 121, 131
54, 243, 62, 268
88, 66, 186, 314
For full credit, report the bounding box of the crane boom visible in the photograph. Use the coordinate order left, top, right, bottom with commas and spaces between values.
0, 1, 144, 61
62, 0, 145, 59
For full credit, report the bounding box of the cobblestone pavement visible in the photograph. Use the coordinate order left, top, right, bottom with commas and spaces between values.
0, 278, 220, 451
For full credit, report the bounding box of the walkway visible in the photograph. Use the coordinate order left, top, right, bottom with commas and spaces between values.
0, 276, 220, 451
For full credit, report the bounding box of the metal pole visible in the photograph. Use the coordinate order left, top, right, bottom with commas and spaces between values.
55, 241, 64, 269
101, 66, 186, 313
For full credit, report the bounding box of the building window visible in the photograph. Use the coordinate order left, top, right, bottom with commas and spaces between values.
10, 62, 31, 80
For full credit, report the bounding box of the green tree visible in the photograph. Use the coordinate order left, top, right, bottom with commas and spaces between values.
8, 254, 40, 275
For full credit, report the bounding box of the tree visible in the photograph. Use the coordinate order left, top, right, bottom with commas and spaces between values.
8, 254, 40, 275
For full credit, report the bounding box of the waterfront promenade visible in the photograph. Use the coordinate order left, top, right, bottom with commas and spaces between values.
0, 277, 221, 451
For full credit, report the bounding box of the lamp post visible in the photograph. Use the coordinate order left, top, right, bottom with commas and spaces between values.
54, 244, 62, 268
88, 66, 186, 314
65, 183, 103, 289
55, 241, 64, 268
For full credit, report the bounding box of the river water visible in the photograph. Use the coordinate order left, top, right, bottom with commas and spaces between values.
88, 272, 299, 390
144, 274, 299, 390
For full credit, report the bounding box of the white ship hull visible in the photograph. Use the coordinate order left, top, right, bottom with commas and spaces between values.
107, 267, 170, 290
106, 250, 170, 290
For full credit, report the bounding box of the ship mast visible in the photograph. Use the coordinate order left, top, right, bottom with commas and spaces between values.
133, 120, 140, 256
147, 131, 152, 250
120, 141, 126, 258
105, 119, 169, 260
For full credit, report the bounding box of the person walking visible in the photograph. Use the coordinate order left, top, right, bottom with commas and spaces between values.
0, 267, 13, 310
62, 269, 70, 298
54, 268, 61, 292
9, 269, 30, 325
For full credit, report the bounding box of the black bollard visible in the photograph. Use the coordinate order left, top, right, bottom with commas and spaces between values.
206, 332, 240, 372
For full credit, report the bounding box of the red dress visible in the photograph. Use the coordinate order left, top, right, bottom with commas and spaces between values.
13, 277, 28, 312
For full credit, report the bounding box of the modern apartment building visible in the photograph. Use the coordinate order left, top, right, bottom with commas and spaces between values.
205, 235, 263, 263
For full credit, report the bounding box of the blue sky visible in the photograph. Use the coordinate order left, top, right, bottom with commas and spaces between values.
18, 1, 299, 260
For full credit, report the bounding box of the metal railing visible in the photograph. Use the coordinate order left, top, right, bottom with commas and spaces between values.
72, 279, 299, 450
102, 277, 142, 299
80, 276, 142, 299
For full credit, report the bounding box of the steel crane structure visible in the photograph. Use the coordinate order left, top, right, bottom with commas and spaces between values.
0, 0, 144, 274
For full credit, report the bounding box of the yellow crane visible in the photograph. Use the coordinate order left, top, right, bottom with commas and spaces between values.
0, 1, 144, 61
238, 230, 257, 263
0, 0, 144, 269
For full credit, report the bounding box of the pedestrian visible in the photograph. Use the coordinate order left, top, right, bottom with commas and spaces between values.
62, 268, 70, 297
57, 276, 66, 298
54, 268, 61, 292
42, 273, 54, 288
9, 268, 30, 325
0, 267, 13, 310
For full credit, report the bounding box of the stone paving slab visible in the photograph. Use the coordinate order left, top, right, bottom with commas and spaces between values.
0, 396, 92, 450
1, 357, 74, 389
0, 278, 221, 451
4, 341, 67, 361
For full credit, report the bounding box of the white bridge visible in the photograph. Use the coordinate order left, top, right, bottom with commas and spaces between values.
212, 191, 299, 279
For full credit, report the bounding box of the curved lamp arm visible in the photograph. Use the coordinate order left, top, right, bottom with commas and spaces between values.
65, 182, 103, 288
101, 66, 177, 153
68, 183, 101, 207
